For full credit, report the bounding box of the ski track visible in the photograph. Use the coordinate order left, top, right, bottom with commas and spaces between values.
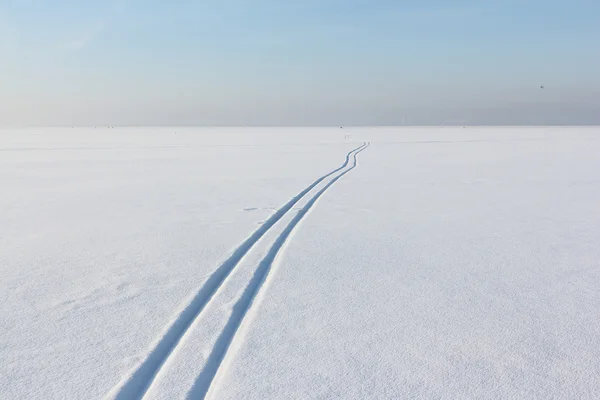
105, 142, 368, 400
191, 143, 369, 400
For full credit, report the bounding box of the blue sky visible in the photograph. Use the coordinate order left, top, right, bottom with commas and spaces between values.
1, 0, 599, 125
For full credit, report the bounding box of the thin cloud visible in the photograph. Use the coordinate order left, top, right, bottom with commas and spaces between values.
0, 11, 17, 54
66, 20, 107, 52
64, 0, 128, 52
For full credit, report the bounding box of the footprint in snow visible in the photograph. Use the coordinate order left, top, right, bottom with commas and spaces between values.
241, 207, 277, 212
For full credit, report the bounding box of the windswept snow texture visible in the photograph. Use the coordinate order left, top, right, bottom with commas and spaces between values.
2, 127, 600, 399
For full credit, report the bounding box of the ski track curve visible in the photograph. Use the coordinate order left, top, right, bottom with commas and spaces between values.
105, 142, 368, 400
188, 143, 370, 399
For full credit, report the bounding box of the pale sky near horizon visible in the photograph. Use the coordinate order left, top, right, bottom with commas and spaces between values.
1, 0, 599, 126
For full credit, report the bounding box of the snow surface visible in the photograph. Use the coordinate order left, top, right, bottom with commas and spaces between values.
1, 127, 599, 399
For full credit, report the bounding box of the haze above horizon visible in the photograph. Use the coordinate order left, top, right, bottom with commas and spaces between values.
1, 1, 599, 126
